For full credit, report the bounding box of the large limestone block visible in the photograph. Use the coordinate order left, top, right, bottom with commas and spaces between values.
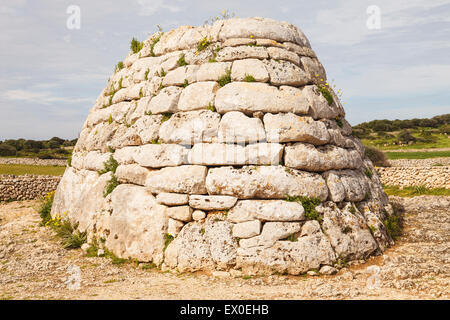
263, 113, 330, 145
148, 86, 182, 114
215, 82, 310, 115
196, 62, 232, 82
323, 170, 370, 202
216, 46, 269, 62
132, 144, 188, 168
145, 165, 208, 194
301, 85, 340, 120
84, 122, 117, 152
284, 143, 363, 172
71, 151, 111, 172
227, 200, 305, 223
206, 166, 329, 201
168, 218, 184, 237
319, 205, 378, 260
189, 195, 237, 210
113, 146, 139, 164
106, 125, 142, 150
159, 110, 220, 145
164, 215, 237, 272
100, 184, 168, 265
115, 164, 150, 186
132, 115, 162, 144
264, 59, 309, 86
178, 81, 219, 112
239, 222, 302, 248
156, 193, 189, 206
167, 206, 193, 222
236, 231, 336, 275
232, 220, 261, 239
51, 168, 110, 233
218, 111, 266, 143
86, 102, 130, 127
300, 57, 326, 82
245, 143, 284, 165
231, 59, 269, 82
162, 65, 199, 86
218, 17, 307, 46
188, 143, 283, 166
266, 47, 300, 66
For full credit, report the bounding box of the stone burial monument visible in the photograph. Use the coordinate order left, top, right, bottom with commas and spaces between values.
52, 17, 395, 275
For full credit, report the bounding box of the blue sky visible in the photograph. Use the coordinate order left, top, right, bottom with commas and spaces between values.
1, 0, 449, 139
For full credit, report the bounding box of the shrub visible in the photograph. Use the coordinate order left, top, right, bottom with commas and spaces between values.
177, 53, 187, 66
244, 74, 256, 82
384, 211, 403, 240
98, 155, 118, 175
104, 175, 119, 197
149, 33, 162, 57
398, 130, 416, 144
115, 61, 124, 72
161, 113, 172, 123
45, 213, 86, 249
218, 68, 231, 87
364, 146, 390, 167
164, 233, 174, 251
285, 195, 321, 222
39, 191, 55, 226
0, 144, 16, 156
317, 86, 333, 105
130, 37, 144, 54
197, 37, 211, 51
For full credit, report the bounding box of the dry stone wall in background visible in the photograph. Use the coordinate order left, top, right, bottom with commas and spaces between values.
0, 175, 61, 201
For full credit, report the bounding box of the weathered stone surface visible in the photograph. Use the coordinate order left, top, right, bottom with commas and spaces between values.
178, 81, 219, 111
168, 218, 184, 237
189, 195, 237, 210
218, 17, 306, 46
159, 110, 220, 144
206, 166, 328, 200
231, 59, 269, 82
164, 215, 237, 272
263, 113, 330, 145
113, 146, 139, 164
215, 82, 310, 115
145, 165, 208, 194
267, 47, 300, 66
148, 86, 182, 114
232, 220, 261, 239
98, 184, 168, 264
166, 205, 193, 222
222, 38, 255, 47
192, 210, 206, 221
216, 46, 268, 62
218, 111, 266, 143
301, 85, 340, 120
188, 143, 283, 166
196, 62, 232, 82
239, 222, 302, 248
107, 125, 142, 150
162, 65, 199, 86
156, 193, 189, 206
323, 170, 369, 202
131, 115, 162, 144
284, 143, 363, 172
115, 164, 150, 186
236, 230, 336, 275
301, 57, 326, 82
320, 265, 338, 275
265, 59, 309, 86
71, 151, 111, 172
300, 220, 322, 237
319, 204, 378, 260
228, 200, 305, 222
133, 144, 188, 168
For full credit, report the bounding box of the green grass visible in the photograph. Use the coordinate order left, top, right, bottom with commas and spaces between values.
385, 150, 450, 159
383, 185, 450, 197
0, 164, 65, 176
361, 132, 450, 151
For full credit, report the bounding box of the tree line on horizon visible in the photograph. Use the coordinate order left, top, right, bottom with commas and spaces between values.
0, 137, 77, 159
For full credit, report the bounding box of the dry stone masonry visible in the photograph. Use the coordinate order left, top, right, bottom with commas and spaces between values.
52, 17, 396, 275
0, 175, 61, 201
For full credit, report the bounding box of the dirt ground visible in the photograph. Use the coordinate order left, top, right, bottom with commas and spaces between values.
0, 196, 448, 300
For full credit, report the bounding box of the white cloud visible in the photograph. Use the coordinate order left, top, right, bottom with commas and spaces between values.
2, 89, 93, 105
136, 0, 183, 16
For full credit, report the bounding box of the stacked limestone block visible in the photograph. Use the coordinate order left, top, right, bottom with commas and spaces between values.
52, 17, 395, 275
